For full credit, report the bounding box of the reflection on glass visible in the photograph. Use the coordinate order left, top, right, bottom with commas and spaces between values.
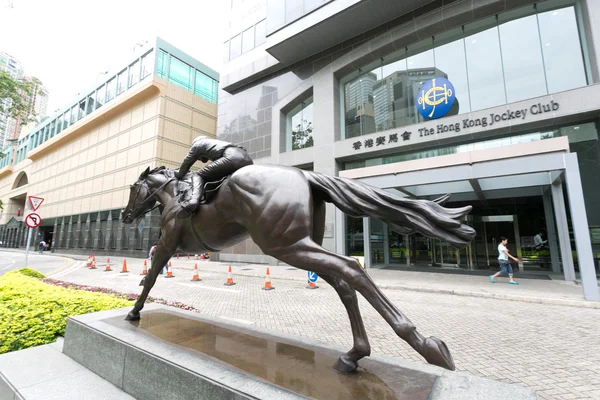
289, 98, 314, 150
465, 26, 506, 110
434, 36, 470, 113
346, 216, 364, 257
341, 5, 588, 139
499, 14, 546, 102
538, 7, 587, 93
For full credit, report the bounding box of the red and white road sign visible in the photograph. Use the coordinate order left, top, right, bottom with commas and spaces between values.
28, 196, 44, 211
25, 213, 42, 228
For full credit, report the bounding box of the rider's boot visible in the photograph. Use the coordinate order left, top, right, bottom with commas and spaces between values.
177, 174, 204, 219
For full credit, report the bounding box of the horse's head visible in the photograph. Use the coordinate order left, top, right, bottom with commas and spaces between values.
122, 166, 170, 224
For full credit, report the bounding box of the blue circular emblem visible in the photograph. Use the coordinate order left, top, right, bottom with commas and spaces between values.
416, 77, 456, 120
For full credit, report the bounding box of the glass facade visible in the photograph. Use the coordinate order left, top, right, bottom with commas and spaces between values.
341, 3, 587, 139
287, 97, 314, 151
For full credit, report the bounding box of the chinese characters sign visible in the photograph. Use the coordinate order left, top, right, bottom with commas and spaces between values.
352, 131, 411, 151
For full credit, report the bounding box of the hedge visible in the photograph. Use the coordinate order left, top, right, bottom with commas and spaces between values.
0, 268, 133, 354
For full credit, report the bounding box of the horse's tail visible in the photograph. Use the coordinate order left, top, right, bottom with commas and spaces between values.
302, 171, 476, 248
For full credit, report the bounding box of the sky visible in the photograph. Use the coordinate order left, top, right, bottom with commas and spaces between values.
0, 0, 228, 113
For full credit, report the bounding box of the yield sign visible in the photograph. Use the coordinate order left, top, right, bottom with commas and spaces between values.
28, 196, 44, 211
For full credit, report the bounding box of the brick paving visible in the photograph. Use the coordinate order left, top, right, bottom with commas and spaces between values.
49, 258, 600, 400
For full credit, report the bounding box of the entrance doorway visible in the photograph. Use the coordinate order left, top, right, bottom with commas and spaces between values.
480, 215, 522, 270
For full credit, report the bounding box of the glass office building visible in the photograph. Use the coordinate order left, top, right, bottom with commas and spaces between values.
218, 0, 599, 299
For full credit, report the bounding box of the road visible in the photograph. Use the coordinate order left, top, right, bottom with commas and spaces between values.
0, 250, 74, 277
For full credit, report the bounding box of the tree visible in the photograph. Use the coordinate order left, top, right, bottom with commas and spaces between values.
0, 70, 41, 128
292, 120, 314, 150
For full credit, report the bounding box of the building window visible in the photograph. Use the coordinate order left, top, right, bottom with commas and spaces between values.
340, 2, 587, 139
129, 60, 140, 88
156, 50, 167, 79
230, 34, 242, 60
96, 85, 106, 109
168, 56, 193, 91
106, 78, 116, 102
117, 70, 128, 95
195, 71, 218, 104
287, 96, 314, 151
223, 41, 230, 63
255, 20, 266, 46
242, 27, 254, 54
141, 50, 153, 79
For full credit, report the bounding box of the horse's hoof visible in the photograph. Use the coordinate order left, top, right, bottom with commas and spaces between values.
139, 277, 146, 286
125, 310, 140, 321
423, 336, 455, 371
333, 355, 358, 375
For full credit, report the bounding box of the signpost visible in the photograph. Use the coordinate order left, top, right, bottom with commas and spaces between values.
24, 196, 44, 268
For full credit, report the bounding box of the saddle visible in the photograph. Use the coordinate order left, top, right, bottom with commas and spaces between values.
177, 174, 230, 205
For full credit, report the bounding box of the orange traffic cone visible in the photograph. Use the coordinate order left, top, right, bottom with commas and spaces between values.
191, 263, 201, 281
306, 281, 318, 289
224, 266, 235, 286
165, 261, 174, 278
120, 259, 128, 273
104, 258, 113, 272
90, 260, 97, 269
140, 259, 148, 275
262, 267, 274, 291
86, 255, 92, 268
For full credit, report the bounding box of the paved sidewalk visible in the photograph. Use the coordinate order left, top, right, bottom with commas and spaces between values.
34, 253, 600, 400
45, 251, 599, 308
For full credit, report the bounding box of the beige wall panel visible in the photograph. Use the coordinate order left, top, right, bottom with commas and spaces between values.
163, 120, 191, 144
165, 100, 192, 125
193, 96, 218, 116
120, 113, 132, 131
131, 106, 145, 127
129, 126, 143, 144
144, 97, 160, 119
192, 112, 216, 134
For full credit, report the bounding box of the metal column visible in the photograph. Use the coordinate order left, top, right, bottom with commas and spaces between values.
551, 182, 576, 282
564, 154, 600, 301
383, 223, 390, 265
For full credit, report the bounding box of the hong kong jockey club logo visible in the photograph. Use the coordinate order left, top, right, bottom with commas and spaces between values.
417, 77, 456, 120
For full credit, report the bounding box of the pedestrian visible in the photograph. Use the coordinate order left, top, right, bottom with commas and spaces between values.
489, 237, 519, 285
148, 242, 168, 274
38, 240, 46, 254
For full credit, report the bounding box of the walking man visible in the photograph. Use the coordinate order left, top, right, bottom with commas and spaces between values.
489, 237, 519, 284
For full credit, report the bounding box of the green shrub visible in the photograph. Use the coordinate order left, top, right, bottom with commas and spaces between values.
0, 269, 133, 354
16, 268, 46, 278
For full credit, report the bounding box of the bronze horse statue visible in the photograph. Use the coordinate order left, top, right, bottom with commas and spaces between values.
122, 164, 476, 374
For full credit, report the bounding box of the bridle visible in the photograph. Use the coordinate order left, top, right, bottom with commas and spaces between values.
125, 176, 175, 220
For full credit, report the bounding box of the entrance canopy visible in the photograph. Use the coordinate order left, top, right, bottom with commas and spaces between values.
338, 136, 600, 301
341, 137, 568, 202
